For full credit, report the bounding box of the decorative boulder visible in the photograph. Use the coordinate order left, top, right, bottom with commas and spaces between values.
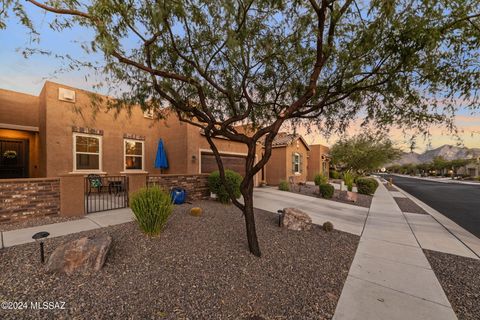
190, 207, 203, 216
281, 208, 312, 231
345, 191, 358, 203
46, 234, 112, 275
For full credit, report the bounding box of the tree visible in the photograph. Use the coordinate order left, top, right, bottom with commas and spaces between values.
2, 0, 479, 256
331, 134, 401, 172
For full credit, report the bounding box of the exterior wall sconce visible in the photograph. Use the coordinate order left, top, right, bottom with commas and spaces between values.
32, 231, 50, 263
191, 155, 197, 162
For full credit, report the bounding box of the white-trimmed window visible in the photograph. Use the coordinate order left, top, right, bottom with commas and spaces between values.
293, 152, 301, 174
124, 139, 144, 171
73, 133, 102, 171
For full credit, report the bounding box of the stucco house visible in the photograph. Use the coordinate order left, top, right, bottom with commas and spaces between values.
0, 81, 260, 183
263, 132, 310, 185
307, 144, 331, 181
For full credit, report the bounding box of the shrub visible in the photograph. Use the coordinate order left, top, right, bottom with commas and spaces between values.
356, 178, 379, 195
343, 171, 354, 192
208, 170, 242, 204
319, 183, 334, 199
278, 180, 289, 191
130, 187, 174, 236
330, 170, 340, 179
190, 207, 203, 217
314, 173, 328, 186
323, 221, 334, 232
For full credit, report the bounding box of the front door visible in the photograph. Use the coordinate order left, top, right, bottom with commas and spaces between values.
0, 139, 29, 179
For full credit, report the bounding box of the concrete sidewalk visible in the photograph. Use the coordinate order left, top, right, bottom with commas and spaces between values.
1, 208, 134, 248
253, 187, 369, 235
333, 182, 458, 320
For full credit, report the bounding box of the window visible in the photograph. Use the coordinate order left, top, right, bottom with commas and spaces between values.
124, 139, 144, 171
293, 153, 301, 174
74, 133, 102, 171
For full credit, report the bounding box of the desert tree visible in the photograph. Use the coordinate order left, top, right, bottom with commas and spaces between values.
330, 133, 402, 173
1, 0, 479, 256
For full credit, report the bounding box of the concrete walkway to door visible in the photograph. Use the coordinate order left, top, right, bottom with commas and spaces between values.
0, 208, 134, 248
333, 182, 459, 320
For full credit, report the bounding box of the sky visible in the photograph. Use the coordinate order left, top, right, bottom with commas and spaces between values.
1, 5, 479, 153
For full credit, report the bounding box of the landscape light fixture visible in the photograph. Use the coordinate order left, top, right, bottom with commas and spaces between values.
32, 231, 50, 263
277, 209, 285, 227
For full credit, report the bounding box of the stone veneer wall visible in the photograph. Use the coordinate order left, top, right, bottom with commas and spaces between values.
147, 174, 210, 201
0, 178, 60, 222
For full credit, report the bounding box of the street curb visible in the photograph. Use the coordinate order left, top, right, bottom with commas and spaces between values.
392, 174, 480, 186
392, 183, 480, 259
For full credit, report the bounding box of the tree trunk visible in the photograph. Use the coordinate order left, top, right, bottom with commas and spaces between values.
241, 178, 261, 257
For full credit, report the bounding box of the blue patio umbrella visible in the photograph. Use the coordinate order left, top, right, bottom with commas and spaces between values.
155, 139, 169, 172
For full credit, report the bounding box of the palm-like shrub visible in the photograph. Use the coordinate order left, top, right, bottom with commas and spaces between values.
130, 187, 174, 236
208, 170, 242, 203
343, 171, 354, 192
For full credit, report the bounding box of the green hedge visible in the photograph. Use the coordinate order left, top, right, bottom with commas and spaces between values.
278, 180, 289, 191
330, 170, 340, 179
130, 187, 174, 236
208, 170, 242, 204
314, 173, 328, 186
319, 183, 334, 199
356, 178, 379, 195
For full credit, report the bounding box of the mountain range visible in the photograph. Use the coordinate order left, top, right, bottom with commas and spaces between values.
390, 145, 480, 165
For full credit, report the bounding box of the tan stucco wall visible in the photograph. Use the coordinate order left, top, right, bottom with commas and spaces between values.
42, 81, 166, 177
265, 138, 309, 185
0, 88, 39, 128
307, 144, 330, 181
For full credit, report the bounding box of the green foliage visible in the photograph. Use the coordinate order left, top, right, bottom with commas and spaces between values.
331, 134, 402, 173
319, 184, 335, 199
314, 173, 328, 186
323, 221, 334, 232
330, 170, 340, 179
208, 170, 242, 204
278, 180, 289, 191
356, 178, 379, 195
130, 187, 173, 236
343, 171, 354, 192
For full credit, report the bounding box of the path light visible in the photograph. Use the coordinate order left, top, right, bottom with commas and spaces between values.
32, 231, 50, 263
277, 209, 285, 227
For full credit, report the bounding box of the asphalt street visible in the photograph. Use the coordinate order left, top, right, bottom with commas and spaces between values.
382, 174, 480, 239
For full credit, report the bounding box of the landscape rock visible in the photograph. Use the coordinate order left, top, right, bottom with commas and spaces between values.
46, 234, 112, 275
282, 208, 312, 231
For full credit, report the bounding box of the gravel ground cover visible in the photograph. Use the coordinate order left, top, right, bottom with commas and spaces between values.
393, 197, 428, 214
1, 215, 82, 232
289, 184, 372, 208
424, 250, 480, 320
0, 200, 359, 320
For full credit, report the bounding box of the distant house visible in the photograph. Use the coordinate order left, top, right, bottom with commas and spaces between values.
307, 144, 330, 181
262, 132, 310, 185
0, 81, 260, 183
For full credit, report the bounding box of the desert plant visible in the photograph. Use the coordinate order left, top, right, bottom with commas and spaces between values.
130, 187, 174, 236
323, 221, 334, 232
330, 170, 340, 179
314, 173, 328, 186
356, 178, 379, 195
190, 207, 203, 217
343, 171, 354, 192
319, 184, 335, 199
208, 170, 242, 204
278, 180, 289, 191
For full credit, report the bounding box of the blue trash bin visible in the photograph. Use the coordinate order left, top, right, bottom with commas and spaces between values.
170, 187, 186, 204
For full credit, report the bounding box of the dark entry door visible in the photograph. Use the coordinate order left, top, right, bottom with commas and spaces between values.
0, 139, 29, 179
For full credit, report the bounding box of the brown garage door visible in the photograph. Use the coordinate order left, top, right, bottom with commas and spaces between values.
201, 153, 246, 176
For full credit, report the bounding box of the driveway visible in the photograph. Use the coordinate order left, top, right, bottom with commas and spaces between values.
383, 174, 480, 239
253, 187, 369, 235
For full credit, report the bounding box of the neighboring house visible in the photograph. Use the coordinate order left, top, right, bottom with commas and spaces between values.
457, 160, 480, 177
307, 144, 331, 181
0, 81, 260, 183
263, 132, 310, 185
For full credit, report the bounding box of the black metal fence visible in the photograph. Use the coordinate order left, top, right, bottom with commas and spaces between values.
84, 175, 128, 213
